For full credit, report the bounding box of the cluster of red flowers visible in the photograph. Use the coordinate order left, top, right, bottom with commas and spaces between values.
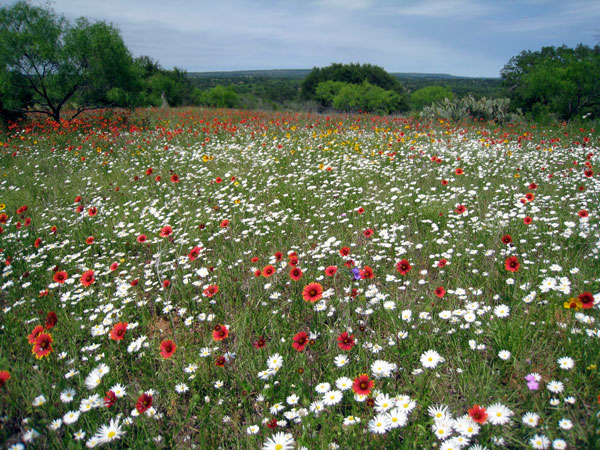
27, 312, 57, 359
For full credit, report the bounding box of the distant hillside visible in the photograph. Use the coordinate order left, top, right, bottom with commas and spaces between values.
188, 69, 499, 81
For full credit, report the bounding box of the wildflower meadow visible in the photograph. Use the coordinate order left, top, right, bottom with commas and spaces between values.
0, 108, 599, 449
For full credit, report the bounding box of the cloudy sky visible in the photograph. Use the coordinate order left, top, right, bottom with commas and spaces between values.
33, 0, 600, 77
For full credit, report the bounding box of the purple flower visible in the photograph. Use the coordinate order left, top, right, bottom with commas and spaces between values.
351, 267, 361, 280
525, 373, 540, 390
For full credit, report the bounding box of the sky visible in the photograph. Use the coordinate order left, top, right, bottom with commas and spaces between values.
28, 0, 600, 77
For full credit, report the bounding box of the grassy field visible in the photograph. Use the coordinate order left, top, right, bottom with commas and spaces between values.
0, 108, 599, 449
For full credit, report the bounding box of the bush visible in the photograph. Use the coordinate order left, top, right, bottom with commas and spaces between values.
410, 86, 454, 111
420, 95, 522, 123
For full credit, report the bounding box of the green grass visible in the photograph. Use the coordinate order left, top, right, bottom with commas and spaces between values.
0, 108, 599, 449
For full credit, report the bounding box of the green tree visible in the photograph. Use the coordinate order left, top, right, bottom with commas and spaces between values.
410, 86, 454, 111
301, 63, 409, 111
0, 1, 140, 123
501, 45, 600, 120
195, 85, 239, 108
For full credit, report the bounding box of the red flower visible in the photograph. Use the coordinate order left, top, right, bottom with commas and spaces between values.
32, 332, 53, 359
578, 209, 589, 218
357, 207, 365, 214
110, 322, 128, 341
34, 237, 42, 248
262, 265, 275, 277
302, 282, 323, 303
159, 226, 172, 237
16, 205, 28, 215
454, 204, 466, 214
27, 325, 45, 344
455, 168, 464, 175
76, 205, 84, 213
578, 292, 595, 309
438, 258, 448, 267
504, 256, 520, 272
215, 355, 226, 367
363, 228, 374, 238
289, 267, 302, 281
352, 374, 374, 396
88, 207, 97, 217
163, 279, 170, 288
136, 393, 153, 413
337, 332, 355, 351
523, 216, 533, 225
360, 265, 374, 279
53, 270, 68, 284
212, 324, 229, 341
274, 251, 283, 261
340, 247, 350, 257
50, 225, 57, 233
253, 336, 266, 349
160, 339, 176, 359
220, 219, 230, 228
86, 236, 94, 245
79, 270, 95, 287
292, 331, 309, 352
45, 311, 57, 330
155, 175, 161, 182
584, 169, 594, 177
396, 259, 412, 275
137, 234, 147, 243
251, 256, 259, 263
188, 246, 202, 261
434, 286, 446, 298
325, 266, 338, 276
170, 174, 179, 183
528, 182, 538, 190
266, 418, 277, 429
468, 404, 488, 424
110, 262, 118, 271
104, 390, 117, 408
203, 284, 219, 297
74, 195, 82, 203
501, 235, 512, 245
145, 167, 153, 176
441, 179, 448, 185
0, 370, 10, 388
254, 269, 262, 277
215, 177, 223, 183
0, 213, 7, 224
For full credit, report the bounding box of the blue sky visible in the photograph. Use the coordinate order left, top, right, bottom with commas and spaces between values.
35, 0, 600, 77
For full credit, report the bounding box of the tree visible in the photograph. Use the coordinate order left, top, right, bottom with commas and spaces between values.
0, 1, 140, 123
300, 63, 409, 111
501, 45, 600, 121
410, 86, 453, 111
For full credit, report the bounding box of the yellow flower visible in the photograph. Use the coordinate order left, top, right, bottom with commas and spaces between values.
563, 297, 582, 310
318, 164, 324, 170
514, 173, 520, 178
0, 203, 5, 211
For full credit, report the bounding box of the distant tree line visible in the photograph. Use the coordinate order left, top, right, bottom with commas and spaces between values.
1, 1, 598, 124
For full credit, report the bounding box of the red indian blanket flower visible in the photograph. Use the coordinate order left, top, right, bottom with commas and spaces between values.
325, 266, 338, 277
32, 332, 53, 359
45, 311, 57, 330
53, 270, 68, 284
292, 331, 309, 352
204, 284, 219, 297
159, 340, 176, 359
104, 390, 117, 408
505, 256, 520, 272
360, 266, 374, 279
188, 246, 202, 261
81, 270, 95, 287
110, 322, 128, 341
434, 286, 446, 298
579, 292, 595, 309
468, 404, 488, 424
337, 332, 355, 351
0, 370, 10, 388
159, 226, 172, 237
136, 393, 153, 413
212, 324, 229, 341
501, 234, 512, 245
289, 267, 302, 281
352, 374, 374, 396
396, 259, 412, 275
302, 282, 323, 303
262, 265, 275, 277
28, 325, 45, 344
